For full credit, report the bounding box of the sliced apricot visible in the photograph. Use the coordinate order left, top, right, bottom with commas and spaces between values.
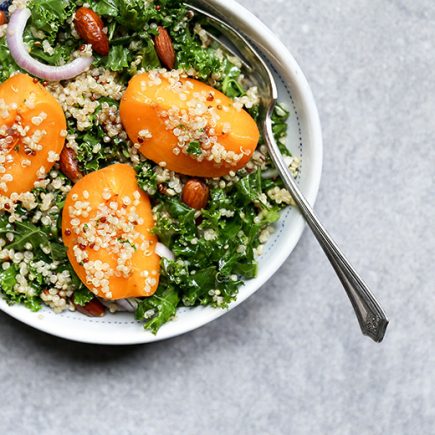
62, 164, 160, 300
0, 73, 66, 195
120, 71, 260, 177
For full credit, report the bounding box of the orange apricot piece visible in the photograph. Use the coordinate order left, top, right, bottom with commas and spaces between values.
62, 164, 160, 300
120, 71, 260, 178
0, 73, 66, 196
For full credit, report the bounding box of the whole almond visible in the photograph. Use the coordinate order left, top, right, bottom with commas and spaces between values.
59, 147, 83, 183
0, 11, 7, 26
182, 179, 209, 210
154, 26, 176, 70
74, 7, 109, 56
75, 298, 106, 317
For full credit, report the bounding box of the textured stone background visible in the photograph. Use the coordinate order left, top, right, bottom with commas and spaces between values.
1, 1, 434, 434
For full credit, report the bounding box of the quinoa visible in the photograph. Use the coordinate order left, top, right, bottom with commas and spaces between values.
48, 68, 125, 132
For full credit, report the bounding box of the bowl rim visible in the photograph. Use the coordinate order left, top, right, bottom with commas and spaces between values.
0, 0, 323, 345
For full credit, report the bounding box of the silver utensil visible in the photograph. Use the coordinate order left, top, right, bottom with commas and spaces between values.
187, 3, 389, 342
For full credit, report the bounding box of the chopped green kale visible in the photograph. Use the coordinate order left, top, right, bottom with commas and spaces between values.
73, 286, 94, 306
0, 39, 20, 82
135, 282, 180, 334
136, 161, 158, 195
272, 103, 292, 156
28, 0, 75, 43
147, 169, 283, 317
0, 265, 42, 311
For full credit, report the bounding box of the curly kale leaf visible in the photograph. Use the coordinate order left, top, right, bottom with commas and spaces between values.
94, 0, 119, 16
62, 262, 92, 307
94, 0, 186, 29
174, 29, 222, 81
151, 170, 283, 311
116, 0, 159, 28
93, 0, 245, 88
28, 0, 75, 42
0, 216, 64, 263
102, 36, 160, 74
0, 265, 42, 311
272, 103, 292, 156
29, 43, 76, 67
0, 39, 20, 82
105, 45, 130, 72
0, 176, 76, 311
72, 105, 132, 174
136, 161, 158, 195
73, 287, 94, 306
133, 37, 161, 72
221, 59, 245, 99
135, 282, 180, 334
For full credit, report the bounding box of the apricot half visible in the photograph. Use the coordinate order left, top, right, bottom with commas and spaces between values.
0, 73, 66, 195
62, 164, 160, 300
120, 71, 260, 177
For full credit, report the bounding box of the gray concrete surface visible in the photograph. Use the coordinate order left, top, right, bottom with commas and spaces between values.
1, 1, 434, 434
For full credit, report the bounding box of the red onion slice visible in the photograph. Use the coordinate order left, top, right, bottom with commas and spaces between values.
155, 242, 175, 260
7, 8, 94, 81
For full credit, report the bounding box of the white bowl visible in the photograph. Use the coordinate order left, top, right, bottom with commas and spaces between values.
0, 0, 323, 344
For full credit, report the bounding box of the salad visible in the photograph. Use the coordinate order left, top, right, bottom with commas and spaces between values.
0, 0, 299, 333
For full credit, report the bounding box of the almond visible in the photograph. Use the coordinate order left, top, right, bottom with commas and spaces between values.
74, 7, 109, 56
182, 179, 209, 210
154, 26, 176, 70
59, 147, 83, 183
75, 298, 106, 317
0, 11, 7, 26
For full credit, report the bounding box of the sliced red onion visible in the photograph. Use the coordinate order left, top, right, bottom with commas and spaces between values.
155, 242, 175, 260
7, 8, 93, 81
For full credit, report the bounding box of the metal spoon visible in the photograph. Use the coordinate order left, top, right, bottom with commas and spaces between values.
187, 3, 389, 342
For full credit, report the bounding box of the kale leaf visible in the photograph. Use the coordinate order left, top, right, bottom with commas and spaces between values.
3, 219, 63, 263
94, 0, 186, 30
136, 281, 180, 334
221, 59, 246, 99
134, 37, 161, 72
0, 38, 20, 82
94, 0, 119, 17
0, 265, 42, 311
136, 161, 158, 195
29, 43, 76, 67
174, 29, 222, 81
73, 287, 94, 306
0, 176, 77, 312
149, 169, 283, 311
106, 45, 130, 72
272, 103, 292, 156
72, 103, 132, 174
28, 0, 75, 43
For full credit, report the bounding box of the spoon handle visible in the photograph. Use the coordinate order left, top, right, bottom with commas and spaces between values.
264, 114, 389, 342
